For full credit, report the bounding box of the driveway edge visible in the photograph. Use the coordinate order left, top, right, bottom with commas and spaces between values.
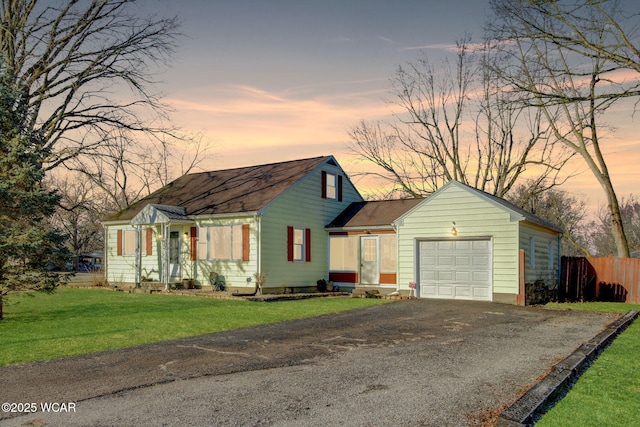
496, 310, 639, 427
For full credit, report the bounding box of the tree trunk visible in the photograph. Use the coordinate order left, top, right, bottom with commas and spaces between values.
0, 295, 3, 320
605, 183, 630, 257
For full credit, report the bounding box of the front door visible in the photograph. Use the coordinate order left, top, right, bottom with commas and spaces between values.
169, 231, 181, 277
360, 236, 379, 285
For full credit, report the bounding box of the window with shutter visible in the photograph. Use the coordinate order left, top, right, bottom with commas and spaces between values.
287, 226, 310, 262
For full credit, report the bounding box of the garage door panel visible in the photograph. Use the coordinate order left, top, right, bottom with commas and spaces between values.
419, 238, 492, 301
473, 271, 490, 282
438, 241, 454, 251
421, 270, 436, 281
473, 255, 490, 266
455, 286, 472, 297
455, 271, 471, 282
421, 255, 437, 267
438, 255, 454, 266
420, 241, 437, 251
454, 240, 471, 251
438, 270, 454, 281
473, 287, 490, 298
437, 285, 454, 297
455, 256, 471, 266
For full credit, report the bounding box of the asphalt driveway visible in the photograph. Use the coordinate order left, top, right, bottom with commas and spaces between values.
0, 299, 619, 426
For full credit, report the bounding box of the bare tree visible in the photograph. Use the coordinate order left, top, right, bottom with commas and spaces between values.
489, 0, 639, 256
587, 195, 640, 256
48, 174, 107, 268
65, 131, 212, 212
349, 37, 572, 199
0, 0, 182, 175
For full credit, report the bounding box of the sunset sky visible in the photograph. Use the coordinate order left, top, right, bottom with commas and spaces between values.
144, 0, 639, 214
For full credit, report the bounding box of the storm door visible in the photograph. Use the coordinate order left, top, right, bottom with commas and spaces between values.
360, 236, 379, 285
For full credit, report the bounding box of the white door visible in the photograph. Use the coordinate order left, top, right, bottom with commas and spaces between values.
169, 231, 181, 277
360, 236, 379, 285
419, 239, 492, 301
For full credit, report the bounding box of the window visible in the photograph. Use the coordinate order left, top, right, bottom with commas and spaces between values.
330, 236, 358, 271
548, 241, 555, 269
529, 237, 535, 267
321, 171, 342, 201
288, 226, 311, 262
380, 235, 396, 272
117, 228, 154, 257
122, 230, 136, 256
197, 224, 248, 261
293, 228, 304, 261
326, 173, 337, 199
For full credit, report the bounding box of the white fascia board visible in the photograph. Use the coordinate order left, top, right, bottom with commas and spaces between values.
326, 225, 395, 232
190, 211, 259, 220
101, 220, 130, 227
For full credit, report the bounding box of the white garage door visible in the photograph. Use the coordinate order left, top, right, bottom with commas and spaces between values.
419, 239, 492, 301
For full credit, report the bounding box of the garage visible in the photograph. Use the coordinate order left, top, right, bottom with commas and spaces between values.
418, 239, 492, 301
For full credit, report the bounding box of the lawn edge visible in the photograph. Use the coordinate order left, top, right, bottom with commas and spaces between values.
495, 310, 639, 427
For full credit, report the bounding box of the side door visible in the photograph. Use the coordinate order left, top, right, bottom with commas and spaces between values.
360, 236, 379, 285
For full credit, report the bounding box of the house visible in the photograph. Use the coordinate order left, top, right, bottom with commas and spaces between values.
393, 181, 562, 303
326, 198, 423, 291
103, 155, 562, 305
102, 156, 363, 291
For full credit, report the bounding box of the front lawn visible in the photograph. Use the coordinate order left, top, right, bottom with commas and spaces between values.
537, 302, 640, 426
0, 288, 387, 366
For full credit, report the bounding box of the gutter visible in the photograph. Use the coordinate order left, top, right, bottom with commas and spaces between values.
326, 225, 394, 232
190, 211, 259, 220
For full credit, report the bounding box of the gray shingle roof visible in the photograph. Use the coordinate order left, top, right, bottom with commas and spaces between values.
327, 198, 424, 228
105, 156, 333, 222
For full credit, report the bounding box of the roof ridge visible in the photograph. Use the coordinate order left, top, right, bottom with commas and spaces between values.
184, 155, 331, 176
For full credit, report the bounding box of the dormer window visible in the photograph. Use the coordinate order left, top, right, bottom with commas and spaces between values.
326, 173, 337, 199
321, 171, 342, 201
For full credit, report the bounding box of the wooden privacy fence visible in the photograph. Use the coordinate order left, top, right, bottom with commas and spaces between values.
560, 256, 640, 304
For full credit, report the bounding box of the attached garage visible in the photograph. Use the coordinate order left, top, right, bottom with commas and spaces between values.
395, 181, 562, 305
418, 239, 492, 301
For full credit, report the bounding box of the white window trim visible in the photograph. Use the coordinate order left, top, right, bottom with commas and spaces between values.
293, 227, 305, 262
198, 224, 243, 261
325, 172, 337, 200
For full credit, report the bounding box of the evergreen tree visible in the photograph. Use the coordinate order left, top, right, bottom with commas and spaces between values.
0, 69, 69, 320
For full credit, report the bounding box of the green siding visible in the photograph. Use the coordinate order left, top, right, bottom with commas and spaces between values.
397, 184, 521, 298
519, 222, 560, 285
259, 163, 362, 289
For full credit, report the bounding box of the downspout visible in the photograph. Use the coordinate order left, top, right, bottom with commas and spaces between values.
256, 213, 262, 281
557, 232, 562, 286
163, 222, 170, 291
392, 220, 400, 294
103, 224, 108, 286
135, 225, 142, 288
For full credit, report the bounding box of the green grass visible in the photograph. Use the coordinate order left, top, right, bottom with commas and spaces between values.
0, 288, 387, 366
537, 302, 640, 427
